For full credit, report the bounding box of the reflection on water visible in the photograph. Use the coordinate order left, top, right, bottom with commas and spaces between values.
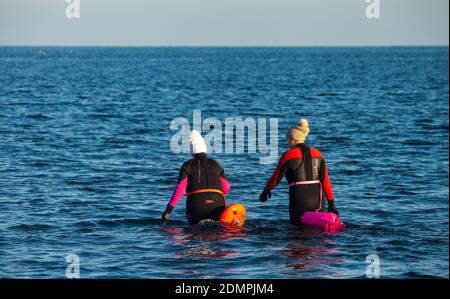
281, 240, 345, 277
161, 220, 347, 277
277, 226, 346, 277
161, 221, 246, 259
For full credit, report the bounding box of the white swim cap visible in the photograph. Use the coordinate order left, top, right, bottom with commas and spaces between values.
189, 130, 207, 154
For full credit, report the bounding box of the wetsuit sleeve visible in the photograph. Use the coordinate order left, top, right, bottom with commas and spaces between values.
167, 166, 188, 209
218, 163, 227, 179
264, 152, 288, 191
319, 159, 334, 201
220, 177, 230, 194
216, 162, 230, 194
177, 164, 188, 182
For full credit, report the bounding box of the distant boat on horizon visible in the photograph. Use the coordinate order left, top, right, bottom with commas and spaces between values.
37, 49, 47, 57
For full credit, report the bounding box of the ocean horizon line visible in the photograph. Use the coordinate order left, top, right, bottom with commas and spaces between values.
0, 44, 448, 48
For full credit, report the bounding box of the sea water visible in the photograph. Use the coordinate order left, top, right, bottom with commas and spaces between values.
0, 47, 448, 278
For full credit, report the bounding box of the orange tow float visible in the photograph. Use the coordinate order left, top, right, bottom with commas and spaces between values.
220, 203, 246, 227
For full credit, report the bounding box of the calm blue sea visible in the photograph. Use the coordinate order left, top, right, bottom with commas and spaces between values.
0, 47, 448, 278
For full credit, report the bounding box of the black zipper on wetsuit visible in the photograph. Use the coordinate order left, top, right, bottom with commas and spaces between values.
203, 156, 209, 189
197, 159, 201, 183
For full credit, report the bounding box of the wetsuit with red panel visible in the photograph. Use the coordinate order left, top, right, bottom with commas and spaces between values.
165, 153, 230, 225
263, 143, 337, 225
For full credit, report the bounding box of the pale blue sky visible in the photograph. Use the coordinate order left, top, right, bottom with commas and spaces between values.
0, 0, 448, 46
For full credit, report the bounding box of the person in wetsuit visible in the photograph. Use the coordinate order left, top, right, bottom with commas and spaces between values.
162, 130, 230, 225
259, 118, 339, 226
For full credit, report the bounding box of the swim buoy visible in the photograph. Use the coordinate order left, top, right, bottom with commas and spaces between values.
220, 203, 246, 227
300, 212, 344, 232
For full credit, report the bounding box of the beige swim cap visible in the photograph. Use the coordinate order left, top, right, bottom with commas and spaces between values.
285, 118, 309, 143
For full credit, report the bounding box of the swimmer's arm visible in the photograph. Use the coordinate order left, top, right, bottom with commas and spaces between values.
319, 159, 334, 201
167, 178, 187, 209
319, 159, 339, 215
167, 167, 188, 209
218, 163, 230, 194
220, 177, 230, 194
264, 153, 288, 192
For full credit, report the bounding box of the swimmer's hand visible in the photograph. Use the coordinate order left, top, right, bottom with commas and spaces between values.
162, 205, 173, 224
162, 211, 170, 223
327, 200, 339, 216
259, 189, 271, 202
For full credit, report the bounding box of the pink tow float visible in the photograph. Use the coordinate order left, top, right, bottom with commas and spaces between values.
301, 212, 345, 232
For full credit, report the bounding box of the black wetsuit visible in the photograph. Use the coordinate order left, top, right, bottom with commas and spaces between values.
173, 153, 228, 225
